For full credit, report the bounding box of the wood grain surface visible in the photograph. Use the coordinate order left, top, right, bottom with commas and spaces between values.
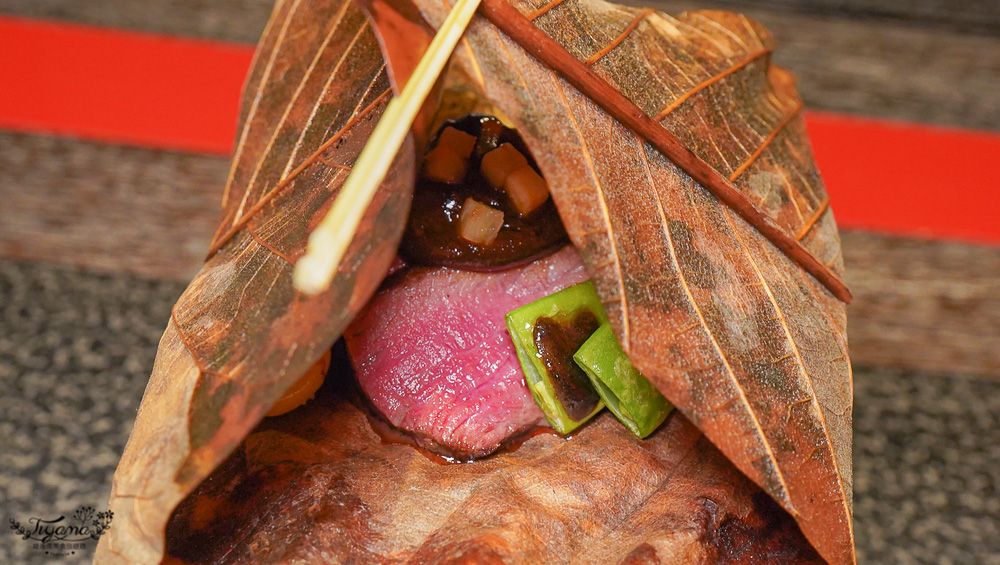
0, 0, 274, 43
3, 0, 998, 130
0, 131, 221, 280
1, 0, 998, 379
657, 0, 1000, 36
842, 232, 1000, 378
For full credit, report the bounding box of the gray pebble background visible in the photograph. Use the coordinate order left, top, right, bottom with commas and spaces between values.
1, 258, 998, 564
1, 260, 183, 565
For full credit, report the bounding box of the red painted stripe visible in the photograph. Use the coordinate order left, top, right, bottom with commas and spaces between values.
0, 16, 252, 155
807, 113, 1000, 246
2, 16, 998, 244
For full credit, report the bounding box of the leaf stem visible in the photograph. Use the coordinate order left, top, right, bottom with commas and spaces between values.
292, 0, 483, 295
477, 0, 852, 304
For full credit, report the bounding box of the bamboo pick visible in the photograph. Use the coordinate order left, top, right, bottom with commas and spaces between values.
293, 0, 482, 295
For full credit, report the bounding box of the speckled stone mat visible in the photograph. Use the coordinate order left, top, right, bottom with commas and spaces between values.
1, 258, 998, 564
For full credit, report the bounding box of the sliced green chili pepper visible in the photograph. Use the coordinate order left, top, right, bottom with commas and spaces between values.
505, 281, 607, 434
574, 324, 672, 438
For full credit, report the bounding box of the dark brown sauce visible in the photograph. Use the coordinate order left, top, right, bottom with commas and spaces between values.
360, 403, 473, 464
497, 425, 564, 454
533, 310, 602, 421
361, 408, 562, 465
399, 115, 569, 271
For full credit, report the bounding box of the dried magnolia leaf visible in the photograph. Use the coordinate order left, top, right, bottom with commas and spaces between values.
97, 0, 854, 563
390, 0, 853, 561
96, 0, 414, 561
164, 377, 822, 564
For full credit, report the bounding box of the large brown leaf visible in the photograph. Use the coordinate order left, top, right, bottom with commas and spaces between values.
95, 0, 415, 561
163, 375, 822, 564
97, 0, 853, 563
385, 0, 853, 561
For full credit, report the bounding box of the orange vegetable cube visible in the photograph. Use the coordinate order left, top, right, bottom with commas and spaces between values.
436, 127, 477, 158
504, 167, 550, 216
422, 146, 469, 184
481, 143, 528, 189
267, 349, 332, 417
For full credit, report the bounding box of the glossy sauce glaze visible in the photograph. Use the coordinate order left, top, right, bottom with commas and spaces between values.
399, 115, 569, 270
533, 310, 602, 421
362, 404, 563, 465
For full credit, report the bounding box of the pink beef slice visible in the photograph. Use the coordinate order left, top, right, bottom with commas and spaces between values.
345, 246, 589, 458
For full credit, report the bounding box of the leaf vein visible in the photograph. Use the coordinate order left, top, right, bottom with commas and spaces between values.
208, 87, 391, 256
654, 47, 772, 121
528, 0, 570, 21
638, 145, 793, 510
279, 20, 374, 181
729, 100, 803, 182
248, 227, 296, 266
551, 80, 631, 350
215, 0, 304, 240
235, 1, 358, 227
796, 196, 830, 241
721, 206, 853, 538
584, 8, 654, 67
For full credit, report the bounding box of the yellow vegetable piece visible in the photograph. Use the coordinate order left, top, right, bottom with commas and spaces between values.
458, 197, 504, 245
266, 349, 332, 417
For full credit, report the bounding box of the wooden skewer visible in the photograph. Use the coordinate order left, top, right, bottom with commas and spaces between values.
477, 0, 852, 304
292, 0, 483, 295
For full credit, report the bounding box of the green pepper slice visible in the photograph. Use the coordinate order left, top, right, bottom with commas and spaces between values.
574, 324, 672, 438
505, 281, 607, 434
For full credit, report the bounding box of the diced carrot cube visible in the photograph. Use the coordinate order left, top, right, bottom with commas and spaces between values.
422, 146, 469, 184
504, 167, 550, 216
436, 127, 477, 158
481, 143, 528, 189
